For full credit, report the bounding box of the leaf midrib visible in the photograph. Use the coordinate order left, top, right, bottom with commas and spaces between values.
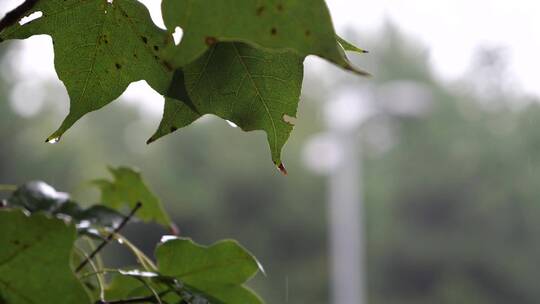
231, 43, 278, 159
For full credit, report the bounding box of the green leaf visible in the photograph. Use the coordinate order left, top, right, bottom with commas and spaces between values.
5, 181, 125, 231
336, 35, 368, 54
0, 210, 91, 303
0, 0, 173, 142
149, 42, 303, 167
105, 273, 150, 300
156, 238, 263, 304
161, 0, 369, 75
93, 166, 172, 227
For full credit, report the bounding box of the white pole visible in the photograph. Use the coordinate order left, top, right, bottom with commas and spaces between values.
328, 130, 365, 304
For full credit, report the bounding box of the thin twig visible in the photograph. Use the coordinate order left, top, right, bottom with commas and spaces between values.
97, 295, 159, 304
76, 202, 142, 273
97, 289, 171, 304
114, 233, 158, 271
75, 246, 106, 301
134, 277, 163, 304
0, 0, 39, 33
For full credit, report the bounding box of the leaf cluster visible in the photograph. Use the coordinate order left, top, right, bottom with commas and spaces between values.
0, 167, 264, 303
0, 0, 367, 171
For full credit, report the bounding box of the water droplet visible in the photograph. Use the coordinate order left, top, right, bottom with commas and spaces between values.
226, 120, 238, 128
46, 136, 60, 144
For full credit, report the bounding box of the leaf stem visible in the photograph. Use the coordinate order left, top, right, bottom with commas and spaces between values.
97, 295, 159, 304
96, 290, 172, 304
133, 277, 163, 304
76, 202, 142, 273
75, 246, 106, 301
114, 233, 158, 271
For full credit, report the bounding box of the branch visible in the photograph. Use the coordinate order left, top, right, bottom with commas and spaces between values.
96, 289, 172, 304
96, 295, 159, 304
76, 202, 142, 273
0, 0, 39, 33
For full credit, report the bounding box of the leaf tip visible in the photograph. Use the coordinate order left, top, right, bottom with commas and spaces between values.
277, 163, 288, 176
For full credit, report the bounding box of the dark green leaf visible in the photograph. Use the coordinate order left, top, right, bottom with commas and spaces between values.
0, 210, 91, 303
0, 0, 173, 142
156, 238, 263, 304
161, 0, 368, 75
150, 42, 303, 166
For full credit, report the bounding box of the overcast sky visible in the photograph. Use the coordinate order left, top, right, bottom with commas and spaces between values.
1, 0, 539, 115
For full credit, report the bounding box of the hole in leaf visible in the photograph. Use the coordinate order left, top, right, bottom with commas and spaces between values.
172, 27, 183, 46
283, 114, 296, 125
19, 11, 43, 26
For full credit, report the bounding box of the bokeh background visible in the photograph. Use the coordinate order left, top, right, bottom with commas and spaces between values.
1, 1, 540, 303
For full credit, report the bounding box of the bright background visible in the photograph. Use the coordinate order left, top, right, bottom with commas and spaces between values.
1, 1, 540, 303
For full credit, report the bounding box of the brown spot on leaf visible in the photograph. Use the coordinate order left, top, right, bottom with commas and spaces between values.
256, 5, 265, 16
153, 45, 159, 51
141, 36, 148, 44
271, 27, 277, 35
205, 36, 217, 45
115, 63, 121, 69
277, 163, 288, 176
305, 30, 311, 36
162, 60, 174, 72
170, 126, 178, 132
277, 3, 284, 11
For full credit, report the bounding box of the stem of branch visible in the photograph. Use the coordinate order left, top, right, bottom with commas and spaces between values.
96, 295, 159, 304
96, 289, 171, 304
0, 0, 40, 32
76, 202, 142, 273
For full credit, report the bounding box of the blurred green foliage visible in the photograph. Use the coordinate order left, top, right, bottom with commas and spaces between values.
1, 24, 540, 304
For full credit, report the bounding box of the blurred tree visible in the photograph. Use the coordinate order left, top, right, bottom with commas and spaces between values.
1, 23, 540, 304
